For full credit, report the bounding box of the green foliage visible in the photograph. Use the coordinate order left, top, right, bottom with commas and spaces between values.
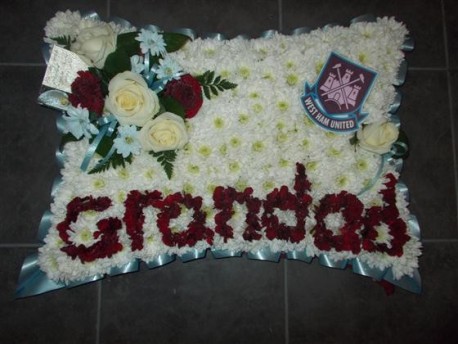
103, 49, 131, 79
151, 150, 177, 179
116, 32, 141, 56
159, 96, 186, 119
51, 36, 72, 49
89, 153, 133, 174
196, 71, 237, 100
163, 32, 191, 53
87, 133, 132, 174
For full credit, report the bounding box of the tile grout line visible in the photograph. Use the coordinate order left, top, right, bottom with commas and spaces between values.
422, 238, 458, 243
278, 0, 283, 33
408, 67, 447, 71
0, 243, 42, 248
95, 281, 102, 344
284, 260, 289, 344
0, 63, 46, 67
440, 0, 458, 236
107, 0, 111, 18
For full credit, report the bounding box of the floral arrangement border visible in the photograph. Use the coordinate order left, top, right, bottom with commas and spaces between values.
15, 13, 420, 298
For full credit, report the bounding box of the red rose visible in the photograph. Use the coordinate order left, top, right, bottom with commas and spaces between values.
164, 74, 203, 118
69, 70, 105, 115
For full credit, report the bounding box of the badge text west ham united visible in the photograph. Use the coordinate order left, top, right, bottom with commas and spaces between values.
301, 52, 377, 133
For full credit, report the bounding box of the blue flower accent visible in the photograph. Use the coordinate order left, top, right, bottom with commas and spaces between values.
135, 29, 166, 56
156, 56, 182, 81
113, 125, 141, 158
62, 105, 99, 139
130, 55, 145, 74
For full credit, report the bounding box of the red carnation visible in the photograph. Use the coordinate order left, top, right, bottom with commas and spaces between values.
164, 74, 203, 118
69, 70, 105, 116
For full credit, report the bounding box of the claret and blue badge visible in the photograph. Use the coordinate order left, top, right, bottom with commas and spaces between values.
301, 52, 377, 133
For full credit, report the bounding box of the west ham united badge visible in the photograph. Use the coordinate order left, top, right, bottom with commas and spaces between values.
301, 52, 377, 133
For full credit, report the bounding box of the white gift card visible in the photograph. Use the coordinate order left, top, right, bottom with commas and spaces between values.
42, 45, 89, 93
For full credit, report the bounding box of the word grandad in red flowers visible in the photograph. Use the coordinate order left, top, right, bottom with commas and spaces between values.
58, 163, 410, 262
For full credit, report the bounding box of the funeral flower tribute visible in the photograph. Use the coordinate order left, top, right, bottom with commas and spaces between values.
16, 10, 422, 297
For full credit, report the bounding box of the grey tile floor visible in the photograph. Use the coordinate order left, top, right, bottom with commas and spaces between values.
1, 0, 457, 343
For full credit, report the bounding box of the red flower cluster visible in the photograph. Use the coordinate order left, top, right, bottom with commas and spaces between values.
312, 173, 410, 256
156, 193, 213, 247
261, 164, 313, 242
56, 166, 412, 264
313, 192, 364, 253
124, 190, 213, 249
164, 74, 203, 118
68, 71, 105, 115
361, 174, 410, 256
213, 186, 262, 242
123, 190, 162, 251
56, 196, 123, 262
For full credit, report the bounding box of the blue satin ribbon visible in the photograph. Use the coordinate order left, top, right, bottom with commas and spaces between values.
80, 115, 118, 171
351, 258, 386, 280
291, 27, 311, 36
179, 249, 207, 262
142, 53, 183, 92
408, 215, 421, 239
109, 16, 134, 30
15, 253, 66, 298
172, 28, 197, 40
38, 90, 69, 111
389, 91, 402, 114
319, 254, 348, 269
146, 253, 176, 269
247, 247, 281, 262
143, 24, 161, 32
286, 250, 313, 263
402, 36, 415, 52
108, 260, 140, 276
260, 30, 278, 39
81, 11, 100, 21
37, 210, 53, 242
201, 33, 226, 40
394, 60, 408, 86
211, 248, 243, 259
235, 34, 251, 40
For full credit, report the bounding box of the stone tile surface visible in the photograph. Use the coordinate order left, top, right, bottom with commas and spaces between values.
444, 0, 458, 68
0, 66, 60, 243
100, 256, 285, 344
1, 1, 457, 343
400, 70, 457, 239
110, 0, 279, 37
288, 242, 458, 344
0, 248, 98, 344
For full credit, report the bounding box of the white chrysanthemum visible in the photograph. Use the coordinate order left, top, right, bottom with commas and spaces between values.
40, 17, 419, 281
44, 10, 82, 44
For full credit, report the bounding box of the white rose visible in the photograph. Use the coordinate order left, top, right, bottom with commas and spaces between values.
139, 112, 189, 152
105, 71, 160, 126
71, 19, 117, 68
357, 121, 399, 154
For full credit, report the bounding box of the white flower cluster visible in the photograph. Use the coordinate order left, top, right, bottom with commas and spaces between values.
39, 17, 421, 283
44, 10, 136, 47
